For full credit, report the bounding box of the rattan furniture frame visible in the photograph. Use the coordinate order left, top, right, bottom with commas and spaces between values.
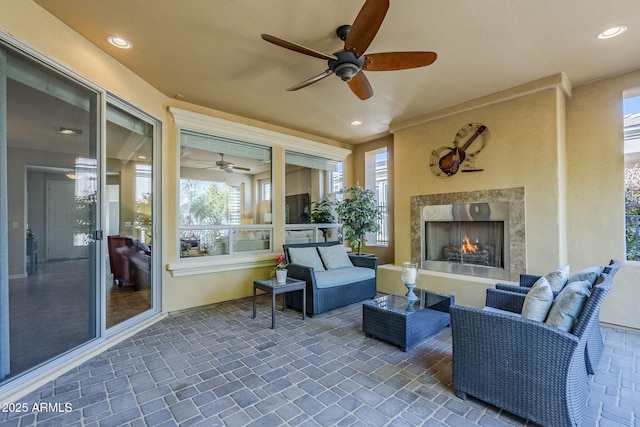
451, 272, 615, 426
362, 289, 453, 351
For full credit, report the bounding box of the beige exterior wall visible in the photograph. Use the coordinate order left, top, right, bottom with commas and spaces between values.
566, 71, 640, 330
392, 79, 567, 270
2, 2, 639, 329
389, 73, 640, 330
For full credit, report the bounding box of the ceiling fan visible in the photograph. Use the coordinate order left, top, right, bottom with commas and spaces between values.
216, 153, 250, 173
261, 0, 437, 100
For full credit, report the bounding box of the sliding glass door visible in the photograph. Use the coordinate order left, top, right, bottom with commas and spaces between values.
0, 47, 99, 380
105, 103, 155, 329
0, 36, 159, 390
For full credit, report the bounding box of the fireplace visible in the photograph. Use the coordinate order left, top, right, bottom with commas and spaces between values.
410, 188, 525, 281
422, 202, 509, 277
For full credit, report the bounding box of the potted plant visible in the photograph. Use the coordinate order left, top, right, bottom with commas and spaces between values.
275, 253, 288, 283
310, 197, 335, 241
334, 184, 380, 255
310, 197, 335, 224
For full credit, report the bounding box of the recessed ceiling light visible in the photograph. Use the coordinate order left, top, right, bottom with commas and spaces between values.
137, 155, 147, 160
597, 25, 628, 40
107, 35, 133, 49
350, 120, 363, 126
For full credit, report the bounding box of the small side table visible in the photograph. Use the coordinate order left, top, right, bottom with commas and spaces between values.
253, 277, 306, 329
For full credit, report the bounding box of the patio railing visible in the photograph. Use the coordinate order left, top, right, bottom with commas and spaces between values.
627, 204, 640, 261
376, 204, 388, 246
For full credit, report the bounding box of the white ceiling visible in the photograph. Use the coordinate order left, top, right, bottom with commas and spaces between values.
33, 0, 640, 144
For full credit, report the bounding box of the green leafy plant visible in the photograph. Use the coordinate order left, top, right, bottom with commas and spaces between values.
625, 164, 640, 260
334, 184, 380, 255
310, 197, 335, 224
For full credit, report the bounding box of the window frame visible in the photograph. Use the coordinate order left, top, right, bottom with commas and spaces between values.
624, 94, 640, 262
364, 147, 388, 247
167, 107, 351, 276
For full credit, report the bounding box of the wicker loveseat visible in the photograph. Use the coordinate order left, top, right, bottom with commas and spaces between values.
488, 259, 620, 374
450, 270, 615, 426
283, 241, 377, 316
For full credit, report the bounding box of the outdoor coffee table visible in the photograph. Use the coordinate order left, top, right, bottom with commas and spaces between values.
362, 289, 454, 351
253, 277, 306, 329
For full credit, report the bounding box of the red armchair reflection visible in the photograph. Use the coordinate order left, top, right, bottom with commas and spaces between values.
107, 235, 151, 289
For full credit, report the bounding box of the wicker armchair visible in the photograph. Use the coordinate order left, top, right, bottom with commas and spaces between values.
495, 259, 620, 295
450, 272, 614, 426
491, 259, 620, 375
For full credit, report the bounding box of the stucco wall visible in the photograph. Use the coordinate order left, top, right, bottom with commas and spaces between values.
390, 73, 639, 330
566, 71, 640, 330
392, 82, 567, 271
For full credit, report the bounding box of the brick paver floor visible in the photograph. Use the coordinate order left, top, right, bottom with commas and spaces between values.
2, 295, 639, 426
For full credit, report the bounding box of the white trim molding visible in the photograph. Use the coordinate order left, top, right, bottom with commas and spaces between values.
166, 253, 276, 277
169, 107, 351, 161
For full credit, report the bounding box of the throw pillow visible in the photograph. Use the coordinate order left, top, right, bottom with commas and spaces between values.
545, 280, 591, 332
288, 247, 325, 271
317, 245, 353, 270
521, 277, 554, 321
544, 265, 570, 292
567, 266, 604, 287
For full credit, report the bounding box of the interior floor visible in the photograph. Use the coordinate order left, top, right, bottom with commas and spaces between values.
7, 259, 151, 378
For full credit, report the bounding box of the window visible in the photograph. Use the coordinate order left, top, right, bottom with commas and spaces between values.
365, 148, 388, 246
284, 152, 342, 243
624, 95, 640, 261
331, 161, 344, 193
262, 182, 271, 201
178, 131, 272, 257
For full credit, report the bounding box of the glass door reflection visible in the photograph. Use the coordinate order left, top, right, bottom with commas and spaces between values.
105, 104, 153, 328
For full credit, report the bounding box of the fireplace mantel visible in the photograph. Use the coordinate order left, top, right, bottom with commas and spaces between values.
410, 188, 525, 281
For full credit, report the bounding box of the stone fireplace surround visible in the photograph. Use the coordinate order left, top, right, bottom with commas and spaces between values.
410, 187, 525, 282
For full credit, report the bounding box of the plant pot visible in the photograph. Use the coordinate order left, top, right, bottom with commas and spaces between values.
276, 269, 287, 283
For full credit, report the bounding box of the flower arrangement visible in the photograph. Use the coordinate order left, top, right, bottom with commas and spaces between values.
275, 254, 288, 271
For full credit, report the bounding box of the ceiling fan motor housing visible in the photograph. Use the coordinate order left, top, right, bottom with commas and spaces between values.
328, 50, 365, 81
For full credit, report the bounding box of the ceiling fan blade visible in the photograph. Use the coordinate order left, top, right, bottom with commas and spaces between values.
287, 69, 334, 91
230, 165, 251, 172
261, 34, 337, 60
344, 0, 389, 58
363, 51, 437, 71
347, 71, 374, 100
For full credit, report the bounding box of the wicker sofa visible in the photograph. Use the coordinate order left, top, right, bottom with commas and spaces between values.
488, 259, 620, 374
450, 269, 615, 426
283, 241, 377, 316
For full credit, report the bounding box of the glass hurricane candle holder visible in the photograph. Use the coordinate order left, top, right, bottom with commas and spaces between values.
401, 262, 419, 301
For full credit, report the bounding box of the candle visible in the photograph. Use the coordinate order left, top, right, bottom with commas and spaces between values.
405, 267, 417, 284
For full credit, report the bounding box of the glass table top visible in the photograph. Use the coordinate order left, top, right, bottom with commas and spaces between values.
364, 289, 451, 315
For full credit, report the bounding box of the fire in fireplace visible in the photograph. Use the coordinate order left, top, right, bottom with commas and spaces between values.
422, 202, 510, 278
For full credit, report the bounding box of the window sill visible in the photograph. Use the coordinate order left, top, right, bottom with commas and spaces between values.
166, 253, 276, 277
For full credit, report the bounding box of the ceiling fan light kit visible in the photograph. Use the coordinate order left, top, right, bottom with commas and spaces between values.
261, 0, 437, 100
